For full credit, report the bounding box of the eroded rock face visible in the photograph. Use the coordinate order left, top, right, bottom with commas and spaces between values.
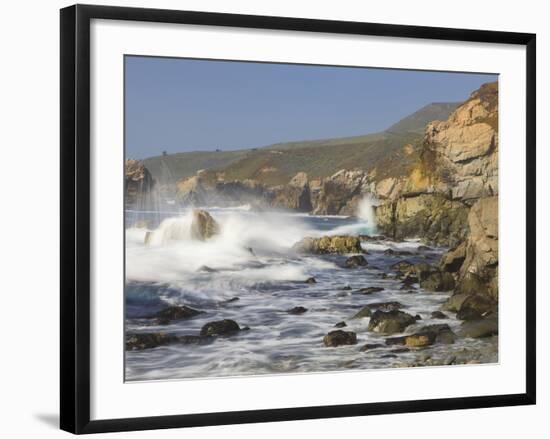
190, 210, 220, 241
271, 172, 312, 212
373, 82, 498, 247
292, 235, 363, 254
312, 169, 369, 215
125, 160, 155, 209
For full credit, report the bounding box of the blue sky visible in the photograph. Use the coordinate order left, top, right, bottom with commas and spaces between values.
125, 56, 497, 159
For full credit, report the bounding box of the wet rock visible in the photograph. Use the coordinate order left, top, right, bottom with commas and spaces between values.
225, 297, 240, 303
359, 343, 385, 352
323, 330, 357, 347
441, 293, 470, 312
431, 311, 448, 319
287, 306, 308, 315
200, 319, 241, 337
126, 333, 173, 350
358, 286, 384, 295
305, 277, 317, 284
293, 235, 363, 254
334, 321, 347, 328
125, 333, 207, 350
456, 294, 496, 321
420, 271, 455, 291
414, 314, 422, 320
367, 301, 403, 312
344, 255, 368, 268
386, 324, 456, 347
417, 245, 433, 252
341, 285, 352, 290
391, 347, 411, 353
190, 209, 220, 241
152, 305, 204, 325
391, 260, 414, 273
351, 306, 372, 319
367, 310, 417, 334
383, 248, 396, 255
458, 315, 498, 338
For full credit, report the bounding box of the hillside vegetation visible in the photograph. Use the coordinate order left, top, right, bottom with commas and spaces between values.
140, 102, 458, 186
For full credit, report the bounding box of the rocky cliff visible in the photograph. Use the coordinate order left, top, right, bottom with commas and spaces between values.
125, 159, 155, 209
374, 82, 498, 246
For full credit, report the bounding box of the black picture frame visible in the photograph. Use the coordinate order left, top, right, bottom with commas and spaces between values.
60, 4, 536, 434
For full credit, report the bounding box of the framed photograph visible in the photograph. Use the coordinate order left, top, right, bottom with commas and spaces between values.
60, 4, 536, 434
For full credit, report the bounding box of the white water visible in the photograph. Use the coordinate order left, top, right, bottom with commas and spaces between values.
125, 204, 497, 381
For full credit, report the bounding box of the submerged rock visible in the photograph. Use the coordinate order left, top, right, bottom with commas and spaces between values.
200, 319, 241, 337
367, 310, 416, 334
359, 343, 385, 352
323, 330, 358, 347
357, 286, 384, 295
334, 321, 347, 328
344, 255, 368, 268
293, 235, 363, 254
152, 305, 204, 325
305, 277, 317, 284
287, 306, 308, 315
431, 311, 448, 319
125, 333, 208, 350
190, 209, 220, 241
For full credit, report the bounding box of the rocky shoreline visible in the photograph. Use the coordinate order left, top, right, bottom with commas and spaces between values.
125, 82, 499, 377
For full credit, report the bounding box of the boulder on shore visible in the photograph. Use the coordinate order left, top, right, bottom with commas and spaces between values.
292, 235, 363, 254
367, 310, 417, 334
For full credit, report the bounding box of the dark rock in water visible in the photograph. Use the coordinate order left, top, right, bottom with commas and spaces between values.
293, 235, 363, 255
341, 285, 352, 290
305, 277, 317, 284
359, 343, 385, 352
152, 305, 204, 324
391, 260, 414, 273
367, 301, 403, 312
126, 333, 173, 350
351, 306, 372, 319
414, 314, 422, 321
384, 248, 396, 255
190, 209, 220, 241
456, 294, 496, 321
344, 255, 368, 268
200, 319, 241, 337
323, 330, 357, 347
241, 326, 251, 331
358, 286, 384, 295
125, 333, 208, 350
420, 271, 455, 291
391, 347, 411, 354
225, 297, 240, 303
401, 274, 419, 285
417, 245, 433, 252
381, 354, 397, 359
367, 310, 416, 334
458, 315, 498, 338
287, 306, 308, 315
198, 265, 218, 273
334, 321, 347, 328
431, 311, 448, 319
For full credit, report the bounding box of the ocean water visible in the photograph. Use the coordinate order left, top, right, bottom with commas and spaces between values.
125, 205, 496, 381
